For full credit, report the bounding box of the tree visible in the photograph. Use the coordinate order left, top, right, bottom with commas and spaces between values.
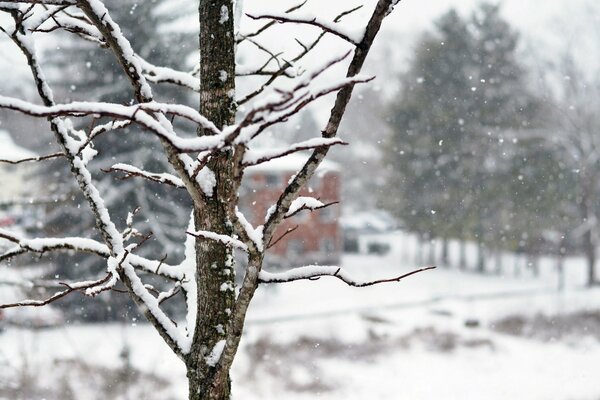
0, 1, 432, 399
39, 0, 196, 321
383, 4, 537, 270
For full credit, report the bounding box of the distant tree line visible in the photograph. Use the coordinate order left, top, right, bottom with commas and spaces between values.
382, 3, 597, 285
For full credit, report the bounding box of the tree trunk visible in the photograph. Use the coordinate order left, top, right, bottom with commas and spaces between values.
476, 242, 486, 274
415, 236, 423, 266
427, 239, 436, 265
581, 180, 597, 287
187, 1, 237, 399
441, 238, 449, 267
529, 254, 539, 277
494, 250, 502, 275
584, 228, 596, 287
459, 241, 466, 270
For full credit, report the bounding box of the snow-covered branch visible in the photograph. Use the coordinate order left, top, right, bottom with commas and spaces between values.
237, 4, 363, 105
284, 197, 337, 218
105, 163, 185, 188
246, 12, 363, 45
0, 273, 113, 309
2, 0, 76, 5
0, 228, 184, 280
138, 56, 200, 92
236, 0, 308, 44
0, 151, 63, 164
0, 95, 228, 152
259, 265, 436, 287
186, 230, 248, 251
242, 138, 346, 166
261, 0, 395, 246
233, 51, 372, 145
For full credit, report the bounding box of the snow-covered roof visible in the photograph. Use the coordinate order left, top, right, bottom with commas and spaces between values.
340, 210, 397, 232
0, 130, 35, 161
246, 152, 340, 174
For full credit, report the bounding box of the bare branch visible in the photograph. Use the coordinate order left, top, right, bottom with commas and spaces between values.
236, 0, 308, 44
259, 266, 437, 286
0, 152, 63, 164
2, 0, 76, 5
266, 225, 299, 249
262, 0, 397, 245
237, 4, 363, 105
0, 273, 112, 309
246, 13, 361, 45
284, 199, 338, 219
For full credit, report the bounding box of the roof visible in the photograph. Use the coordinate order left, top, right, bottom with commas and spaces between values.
246, 152, 340, 174
0, 130, 35, 161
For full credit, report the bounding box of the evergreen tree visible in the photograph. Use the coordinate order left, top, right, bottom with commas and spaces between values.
383, 4, 539, 269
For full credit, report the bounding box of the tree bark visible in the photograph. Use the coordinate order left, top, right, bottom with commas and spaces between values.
458, 241, 466, 270
581, 179, 597, 287
476, 241, 486, 274
441, 238, 449, 266
584, 228, 596, 287
187, 1, 237, 399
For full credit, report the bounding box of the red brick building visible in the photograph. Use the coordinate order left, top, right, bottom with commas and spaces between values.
241, 154, 341, 268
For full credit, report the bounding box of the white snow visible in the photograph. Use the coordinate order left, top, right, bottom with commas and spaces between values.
205, 339, 226, 367
246, 152, 339, 173
0, 130, 35, 162
285, 196, 324, 217
2, 240, 600, 399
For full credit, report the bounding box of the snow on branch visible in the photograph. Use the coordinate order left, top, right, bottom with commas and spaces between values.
236, 0, 308, 43
259, 265, 436, 287
32, 11, 106, 46
232, 52, 373, 144
284, 197, 336, 218
0, 151, 63, 164
105, 163, 185, 188
234, 208, 264, 252
77, 0, 153, 101
0, 95, 229, 152
0, 227, 108, 257
242, 138, 347, 166
261, 0, 396, 246
0, 273, 113, 309
246, 12, 364, 45
0, 228, 184, 281
237, 4, 365, 106
2, 0, 76, 5
138, 57, 200, 92
186, 230, 248, 251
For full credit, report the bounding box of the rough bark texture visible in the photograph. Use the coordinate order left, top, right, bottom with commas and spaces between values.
187, 1, 237, 399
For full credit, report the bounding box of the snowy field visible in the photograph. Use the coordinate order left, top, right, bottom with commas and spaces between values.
2, 231, 600, 400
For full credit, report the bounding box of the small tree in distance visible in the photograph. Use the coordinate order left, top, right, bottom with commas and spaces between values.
0, 0, 433, 399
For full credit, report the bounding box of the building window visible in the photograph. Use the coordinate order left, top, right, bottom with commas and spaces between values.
319, 206, 336, 223
287, 239, 304, 256
264, 173, 280, 187
320, 238, 336, 253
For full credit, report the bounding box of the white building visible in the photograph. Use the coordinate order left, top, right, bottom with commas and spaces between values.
0, 130, 38, 228
0, 130, 36, 203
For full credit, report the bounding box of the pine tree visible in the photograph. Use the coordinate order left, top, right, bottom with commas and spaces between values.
383, 3, 538, 269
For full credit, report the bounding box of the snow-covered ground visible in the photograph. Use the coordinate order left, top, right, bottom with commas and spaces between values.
2, 231, 600, 399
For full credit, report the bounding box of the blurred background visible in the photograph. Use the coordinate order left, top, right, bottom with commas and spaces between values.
1, 0, 600, 399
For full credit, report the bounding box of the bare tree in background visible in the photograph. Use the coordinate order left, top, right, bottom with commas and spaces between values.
0, 0, 433, 398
